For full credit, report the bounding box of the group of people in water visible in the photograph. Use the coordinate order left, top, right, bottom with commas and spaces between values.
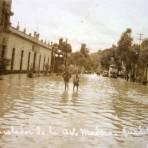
62, 69, 79, 92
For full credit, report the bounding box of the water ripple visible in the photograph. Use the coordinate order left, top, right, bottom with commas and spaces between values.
0, 74, 148, 148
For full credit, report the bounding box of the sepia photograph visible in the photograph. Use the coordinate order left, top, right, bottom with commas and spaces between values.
0, 0, 148, 147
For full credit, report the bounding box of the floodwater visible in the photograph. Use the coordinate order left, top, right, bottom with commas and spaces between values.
0, 74, 148, 148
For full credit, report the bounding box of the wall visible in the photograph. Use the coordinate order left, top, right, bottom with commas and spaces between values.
0, 30, 52, 73
0, 32, 8, 58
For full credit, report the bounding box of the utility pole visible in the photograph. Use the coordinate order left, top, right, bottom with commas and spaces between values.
134, 33, 144, 82
137, 33, 144, 45
137, 33, 147, 84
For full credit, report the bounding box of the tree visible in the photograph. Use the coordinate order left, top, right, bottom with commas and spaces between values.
117, 28, 133, 77
90, 52, 102, 71
140, 38, 148, 83
59, 38, 72, 53
58, 38, 72, 68
128, 44, 140, 81
100, 47, 115, 70
80, 43, 89, 57
69, 45, 94, 72
140, 38, 148, 66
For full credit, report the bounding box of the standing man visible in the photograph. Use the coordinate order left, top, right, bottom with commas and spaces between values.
62, 69, 71, 91
73, 73, 79, 92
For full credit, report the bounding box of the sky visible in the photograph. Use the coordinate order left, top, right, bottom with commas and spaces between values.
11, 0, 148, 52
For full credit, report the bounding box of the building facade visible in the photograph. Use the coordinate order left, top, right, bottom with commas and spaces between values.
0, 27, 52, 73
0, 0, 52, 74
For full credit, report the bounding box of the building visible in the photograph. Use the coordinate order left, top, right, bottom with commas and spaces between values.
0, 26, 52, 73
0, 0, 52, 74
0, 0, 13, 32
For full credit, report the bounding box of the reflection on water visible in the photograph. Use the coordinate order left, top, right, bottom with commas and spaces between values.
0, 74, 148, 148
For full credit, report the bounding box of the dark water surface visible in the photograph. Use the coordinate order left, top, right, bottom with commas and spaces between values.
0, 74, 148, 148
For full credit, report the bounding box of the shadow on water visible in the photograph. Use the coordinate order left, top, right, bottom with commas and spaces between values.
61, 91, 69, 105
1, 74, 148, 148
72, 92, 78, 106
72, 92, 78, 98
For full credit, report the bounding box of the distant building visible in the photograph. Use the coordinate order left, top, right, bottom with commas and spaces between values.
0, 0, 52, 73
0, 0, 13, 32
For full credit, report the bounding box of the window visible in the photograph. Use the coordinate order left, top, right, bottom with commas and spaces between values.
33, 52, 37, 72
11, 48, 15, 71
39, 55, 41, 71
43, 56, 45, 71
20, 50, 24, 71
27, 52, 31, 71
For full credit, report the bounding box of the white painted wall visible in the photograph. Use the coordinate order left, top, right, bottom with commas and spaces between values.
1, 32, 52, 72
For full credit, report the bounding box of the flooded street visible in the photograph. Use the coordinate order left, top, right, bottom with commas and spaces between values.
0, 74, 148, 148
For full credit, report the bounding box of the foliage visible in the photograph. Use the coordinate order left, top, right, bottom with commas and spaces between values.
90, 52, 102, 71
80, 43, 89, 57
69, 44, 94, 71
116, 28, 133, 71
97, 28, 148, 83
52, 38, 72, 72
58, 38, 72, 54
140, 39, 148, 67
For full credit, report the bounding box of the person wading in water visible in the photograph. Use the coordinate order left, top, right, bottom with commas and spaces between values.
62, 69, 71, 91
73, 73, 79, 92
